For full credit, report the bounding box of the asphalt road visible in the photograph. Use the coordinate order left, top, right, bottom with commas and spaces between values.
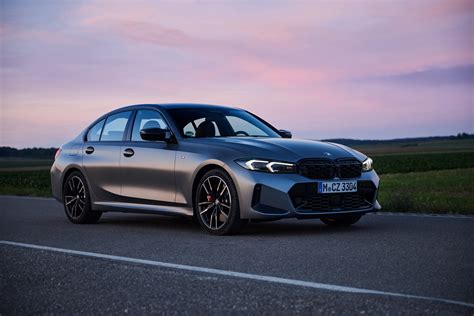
1, 196, 473, 315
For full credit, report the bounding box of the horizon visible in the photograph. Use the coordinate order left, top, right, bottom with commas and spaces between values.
1, 133, 472, 150
1, 0, 473, 148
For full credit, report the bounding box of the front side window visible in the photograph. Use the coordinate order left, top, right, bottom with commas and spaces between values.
87, 119, 105, 141
101, 111, 132, 141
131, 110, 168, 141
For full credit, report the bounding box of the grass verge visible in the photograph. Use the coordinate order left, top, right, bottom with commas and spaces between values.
379, 168, 474, 215
0, 161, 473, 215
0, 170, 52, 197
373, 151, 474, 174
0, 158, 53, 169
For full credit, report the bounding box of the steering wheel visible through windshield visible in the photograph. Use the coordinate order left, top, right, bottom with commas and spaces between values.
167, 108, 281, 138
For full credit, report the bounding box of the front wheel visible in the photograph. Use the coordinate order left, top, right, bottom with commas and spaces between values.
194, 169, 246, 235
320, 214, 362, 227
63, 171, 102, 224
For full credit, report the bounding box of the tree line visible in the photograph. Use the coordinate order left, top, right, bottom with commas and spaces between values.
0, 147, 57, 159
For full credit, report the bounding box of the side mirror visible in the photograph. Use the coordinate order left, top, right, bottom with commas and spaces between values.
278, 129, 292, 138
140, 128, 172, 142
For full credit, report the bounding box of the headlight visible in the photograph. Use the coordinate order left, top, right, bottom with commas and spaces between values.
236, 159, 297, 173
362, 157, 373, 172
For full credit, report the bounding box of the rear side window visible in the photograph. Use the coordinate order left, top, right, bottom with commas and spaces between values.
87, 119, 105, 142
101, 111, 132, 141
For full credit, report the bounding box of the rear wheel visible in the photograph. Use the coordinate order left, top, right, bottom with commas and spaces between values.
63, 171, 102, 224
320, 214, 362, 227
194, 169, 246, 235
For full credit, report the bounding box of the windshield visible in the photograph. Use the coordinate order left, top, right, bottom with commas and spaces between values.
167, 108, 281, 138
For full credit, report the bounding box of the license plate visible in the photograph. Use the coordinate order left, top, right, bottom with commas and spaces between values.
318, 181, 357, 194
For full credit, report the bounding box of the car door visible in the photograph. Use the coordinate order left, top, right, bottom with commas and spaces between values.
120, 109, 177, 203
82, 111, 132, 201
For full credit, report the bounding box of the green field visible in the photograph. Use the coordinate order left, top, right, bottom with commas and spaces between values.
0, 139, 473, 214
372, 151, 474, 174
379, 168, 474, 215
0, 170, 51, 197
0, 158, 53, 171
0, 158, 53, 196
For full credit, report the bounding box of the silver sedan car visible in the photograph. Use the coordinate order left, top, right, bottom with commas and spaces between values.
51, 103, 381, 235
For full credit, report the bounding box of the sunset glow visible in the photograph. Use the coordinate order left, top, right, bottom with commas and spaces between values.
1, 0, 473, 147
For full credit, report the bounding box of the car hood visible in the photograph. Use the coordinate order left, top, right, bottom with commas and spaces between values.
191, 137, 367, 162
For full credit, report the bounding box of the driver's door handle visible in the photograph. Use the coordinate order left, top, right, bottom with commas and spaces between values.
85, 146, 94, 154
123, 148, 134, 157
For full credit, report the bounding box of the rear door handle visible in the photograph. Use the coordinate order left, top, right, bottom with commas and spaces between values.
123, 148, 134, 157
85, 146, 94, 154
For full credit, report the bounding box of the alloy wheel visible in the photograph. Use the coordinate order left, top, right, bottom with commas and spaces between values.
64, 176, 86, 219
198, 175, 232, 230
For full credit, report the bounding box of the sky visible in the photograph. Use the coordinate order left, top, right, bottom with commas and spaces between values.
0, 0, 473, 148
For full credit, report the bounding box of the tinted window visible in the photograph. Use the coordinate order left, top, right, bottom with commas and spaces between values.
101, 111, 132, 141
183, 120, 199, 137
226, 116, 267, 137
183, 118, 221, 137
131, 110, 168, 141
168, 108, 280, 138
87, 119, 105, 141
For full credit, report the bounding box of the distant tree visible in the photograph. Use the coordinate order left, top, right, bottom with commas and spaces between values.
456, 132, 470, 139
0, 147, 57, 159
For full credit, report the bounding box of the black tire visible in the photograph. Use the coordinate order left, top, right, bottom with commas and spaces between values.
62, 171, 102, 224
320, 214, 363, 227
194, 169, 247, 235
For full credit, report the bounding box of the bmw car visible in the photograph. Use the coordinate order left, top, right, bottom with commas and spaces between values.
51, 103, 381, 235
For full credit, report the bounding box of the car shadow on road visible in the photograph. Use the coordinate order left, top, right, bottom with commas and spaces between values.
242, 220, 379, 237
96, 213, 382, 237
98, 213, 202, 232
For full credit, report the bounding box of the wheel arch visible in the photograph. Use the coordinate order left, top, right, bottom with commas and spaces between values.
60, 166, 95, 201
62, 166, 84, 188
191, 160, 248, 212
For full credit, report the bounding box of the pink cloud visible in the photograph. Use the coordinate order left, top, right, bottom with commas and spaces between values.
0, 24, 9, 37
75, 0, 473, 81
232, 56, 328, 87
92, 20, 195, 47
421, 0, 474, 19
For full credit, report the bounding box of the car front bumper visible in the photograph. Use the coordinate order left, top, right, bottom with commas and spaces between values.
227, 164, 381, 219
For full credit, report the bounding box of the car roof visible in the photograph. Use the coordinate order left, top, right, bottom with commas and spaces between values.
114, 103, 240, 112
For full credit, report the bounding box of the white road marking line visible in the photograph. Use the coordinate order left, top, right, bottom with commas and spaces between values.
1, 240, 473, 309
